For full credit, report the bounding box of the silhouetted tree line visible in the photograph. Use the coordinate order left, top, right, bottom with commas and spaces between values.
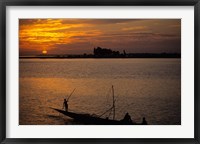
93, 47, 180, 58
126, 53, 180, 58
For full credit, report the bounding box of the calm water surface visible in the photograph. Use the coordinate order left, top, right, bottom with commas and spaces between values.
19, 58, 181, 125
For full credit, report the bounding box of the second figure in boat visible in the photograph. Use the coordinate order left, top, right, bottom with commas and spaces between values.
122, 112, 133, 124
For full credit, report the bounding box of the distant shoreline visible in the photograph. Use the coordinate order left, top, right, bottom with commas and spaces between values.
19, 56, 181, 59
19, 53, 181, 59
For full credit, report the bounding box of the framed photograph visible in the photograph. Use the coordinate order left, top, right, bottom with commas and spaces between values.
0, 0, 200, 143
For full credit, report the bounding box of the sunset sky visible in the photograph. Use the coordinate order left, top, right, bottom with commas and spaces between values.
19, 19, 181, 56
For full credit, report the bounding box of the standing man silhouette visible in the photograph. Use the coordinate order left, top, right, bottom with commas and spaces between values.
63, 99, 68, 111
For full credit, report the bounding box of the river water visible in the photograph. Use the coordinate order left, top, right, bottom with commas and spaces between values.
19, 58, 181, 125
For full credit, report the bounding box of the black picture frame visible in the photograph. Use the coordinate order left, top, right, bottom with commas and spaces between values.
0, 0, 200, 143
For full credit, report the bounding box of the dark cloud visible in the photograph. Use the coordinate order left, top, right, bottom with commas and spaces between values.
61, 19, 142, 25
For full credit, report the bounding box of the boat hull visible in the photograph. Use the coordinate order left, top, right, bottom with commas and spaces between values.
51, 108, 143, 125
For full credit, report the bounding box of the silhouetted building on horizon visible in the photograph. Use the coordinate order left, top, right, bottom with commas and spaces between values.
93, 47, 120, 58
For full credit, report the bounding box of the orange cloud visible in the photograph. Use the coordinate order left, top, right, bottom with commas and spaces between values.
122, 26, 147, 31
19, 19, 101, 52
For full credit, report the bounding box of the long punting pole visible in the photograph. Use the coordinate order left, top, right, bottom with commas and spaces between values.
112, 85, 115, 120
67, 88, 76, 101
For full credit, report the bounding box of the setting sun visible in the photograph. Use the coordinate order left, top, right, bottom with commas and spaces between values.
42, 50, 47, 54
